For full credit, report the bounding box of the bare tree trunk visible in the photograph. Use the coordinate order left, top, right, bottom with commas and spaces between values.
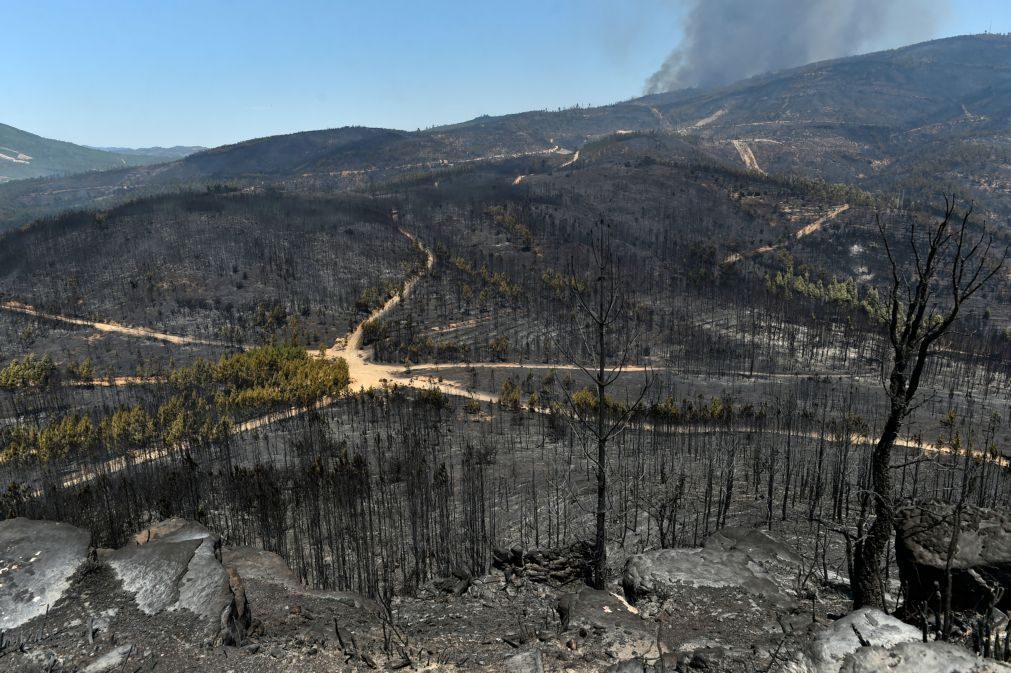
853, 409, 901, 609
559, 221, 650, 591
850, 198, 1005, 611
594, 270, 608, 589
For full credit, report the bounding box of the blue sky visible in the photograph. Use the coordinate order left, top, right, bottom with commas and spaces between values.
4, 1, 1009, 148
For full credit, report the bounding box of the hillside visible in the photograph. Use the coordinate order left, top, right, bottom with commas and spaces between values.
96, 145, 206, 158
1, 34, 1009, 231
2, 32, 1011, 673
0, 122, 170, 181
642, 34, 1011, 213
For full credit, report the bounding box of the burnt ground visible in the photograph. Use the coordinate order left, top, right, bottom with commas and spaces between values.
1, 534, 855, 673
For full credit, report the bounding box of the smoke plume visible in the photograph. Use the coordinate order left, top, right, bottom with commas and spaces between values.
647, 0, 949, 93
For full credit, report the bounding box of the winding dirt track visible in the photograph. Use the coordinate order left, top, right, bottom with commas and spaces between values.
4, 225, 1007, 489
0, 300, 231, 348
318, 229, 495, 402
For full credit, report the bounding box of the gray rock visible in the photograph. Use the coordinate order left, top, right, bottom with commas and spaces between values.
107, 520, 248, 645
223, 546, 372, 611
557, 588, 642, 633
896, 503, 1011, 611
706, 527, 800, 562
109, 535, 202, 614
556, 588, 663, 661
809, 608, 920, 670
622, 527, 796, 607
222, 546, 301, 589
82, 644, 134, 673
690, 646, 726, 670
783, 608, 921, 673
0, 518, 91, 630
503, 649, 544, 673
604, 659, 647, 672
844, 640, 1011, 672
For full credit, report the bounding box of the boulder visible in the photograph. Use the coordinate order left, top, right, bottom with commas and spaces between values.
557, 587, 641, 633
503, 648, 544, 673
797, 608, 921, 672
108, 520, 250, 645
844, 640, 1011, 672
0, 518, 91, 630
556, 587, 662, 661
222, 546, 371, 611
431, 568, 472, 595
82, 644, 135, 673
896, 503, 1011, 612
621, 527, 797, 607
777, 607, 1005, 673
222, 546, 303, 590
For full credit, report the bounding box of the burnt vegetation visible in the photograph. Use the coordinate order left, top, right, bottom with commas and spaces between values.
2, 32, 1011, 665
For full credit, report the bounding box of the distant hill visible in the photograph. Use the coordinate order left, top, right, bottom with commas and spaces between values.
95, 145, 206, 159
2, 34, 1010, 228
638, 34, 1011, 194
0, 123, 170, 181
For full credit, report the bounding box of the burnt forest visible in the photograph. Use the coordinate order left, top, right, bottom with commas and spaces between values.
3, 24, 1011, 673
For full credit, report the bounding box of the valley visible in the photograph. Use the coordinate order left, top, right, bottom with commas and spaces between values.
2, 31, 1011, 673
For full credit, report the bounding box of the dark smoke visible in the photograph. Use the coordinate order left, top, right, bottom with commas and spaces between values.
647, 0, 949, 93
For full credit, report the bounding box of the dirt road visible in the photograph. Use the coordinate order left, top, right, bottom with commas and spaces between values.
721, 205, 850, 266
7, 223, 1006, 490
315, 230, 498, 400
795, 204, 849, 240
560, 150, 579, 168
0, 301, 232, 348
731, 140, 765, 174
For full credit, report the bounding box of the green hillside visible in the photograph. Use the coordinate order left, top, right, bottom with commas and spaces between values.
0, 123, 169, 181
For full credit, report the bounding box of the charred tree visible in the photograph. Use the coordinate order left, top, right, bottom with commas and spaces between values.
851, 197, 1007, 610
560, 221, 649, 590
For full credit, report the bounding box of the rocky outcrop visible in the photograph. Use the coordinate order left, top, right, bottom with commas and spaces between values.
782, 607, 1011, 673
896, 503, 1011, 612
785, 608, 921, 672
503, 648, 545, 672
621, 527, 798, 607
557, 587, 642, 633
555, 587, 664, 662
107, 518, 250, 645
0, 518, 91, 630
81, 644, 136, 673
492, 540, 593, 586
844, 641, 1011, 672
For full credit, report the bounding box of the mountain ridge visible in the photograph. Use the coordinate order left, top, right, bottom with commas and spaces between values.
95, 145, 206, 159
0, 122, 172, 182
1, 33, 1009, 229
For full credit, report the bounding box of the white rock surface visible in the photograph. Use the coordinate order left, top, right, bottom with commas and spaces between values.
82, 644, 135, 673
108, 519, 246, 643
802, 608, 921, 672
504, 648, 544, 673
782, 608, 1010, 673
622, 527, 797, 606
845, 641, 1011, 673
0, 518, 91, 630
107, 532, 204, 615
